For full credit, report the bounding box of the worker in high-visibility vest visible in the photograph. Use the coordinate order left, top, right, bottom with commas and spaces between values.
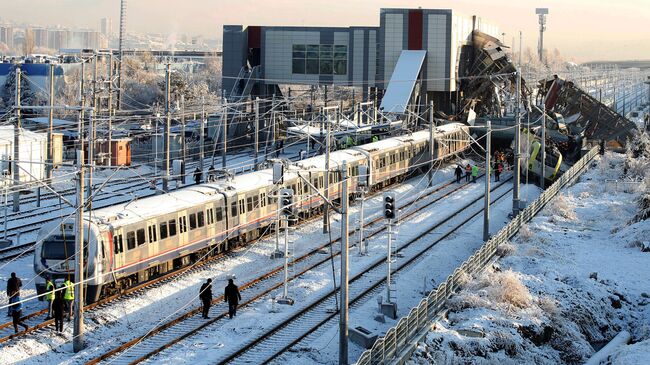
63, 277, 74, 321
44, 276, 56, 320
372, 135, 379, 143
471, 165, 479, 183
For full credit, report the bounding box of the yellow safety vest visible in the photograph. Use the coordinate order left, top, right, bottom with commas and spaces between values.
63, 280, 74, 300
45, 281, 55, 301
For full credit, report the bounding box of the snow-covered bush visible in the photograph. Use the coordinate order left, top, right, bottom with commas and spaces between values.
496, 270, 533, 309
547, 194, 577, 221
497, 242, 517, 257
517, 225, 535, 242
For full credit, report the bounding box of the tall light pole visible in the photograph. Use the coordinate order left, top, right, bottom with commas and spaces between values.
12, 67, 21, 213
162, 63, 171, 192
339, 160, 349, 365
512, 32, 522, 216
73, 149, 85, 353
536, 8, 549, 64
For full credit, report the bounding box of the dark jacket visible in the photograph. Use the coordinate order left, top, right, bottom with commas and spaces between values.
7, 276, 22, 295
224, 283, 241, 304
52, 293, 65, 319
199, 283, 212, 302
455, 166, 463, 177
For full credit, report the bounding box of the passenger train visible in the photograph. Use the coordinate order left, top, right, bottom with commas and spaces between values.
35, 123, 470, 303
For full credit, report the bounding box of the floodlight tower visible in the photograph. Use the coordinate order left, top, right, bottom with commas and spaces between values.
536, 8, 549, 64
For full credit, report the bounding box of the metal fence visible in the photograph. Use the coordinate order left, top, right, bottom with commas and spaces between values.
356, 146, 599, 365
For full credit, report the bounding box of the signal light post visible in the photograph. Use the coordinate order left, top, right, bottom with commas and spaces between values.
380, 193, 398, 319
278, 188, 294, 305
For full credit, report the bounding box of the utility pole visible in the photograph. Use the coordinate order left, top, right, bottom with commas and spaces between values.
79, 61, 85, 152
357, 189, 366, 255
512, 32, 522, 216
181, 95, 186, 184
12, 67, 21, 213
222, 97, 228, 169
87, 110, 94, 201
483, 121, 491, 242
117, 0, 126, 110
162, 63, 171, 192
254, 97, 259, 170
200, 96, 205, 170
540, 106, 546, 188
107, 53, 114, 166
73, 149, 85, 353
428, 101, 434, 187
46, 64, 55, 181
322, 107, 335, 233
339, 160, 349, 365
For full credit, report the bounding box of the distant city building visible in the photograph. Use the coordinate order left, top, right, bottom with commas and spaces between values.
100, 17, 112, 37
48, 28, 71, 51
31, 27, 49, 49
0, 25, 13, 50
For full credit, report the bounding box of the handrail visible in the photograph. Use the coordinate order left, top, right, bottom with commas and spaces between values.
355, 146, 599, 365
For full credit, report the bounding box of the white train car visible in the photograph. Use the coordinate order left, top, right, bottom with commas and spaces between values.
34, 123, 471, 303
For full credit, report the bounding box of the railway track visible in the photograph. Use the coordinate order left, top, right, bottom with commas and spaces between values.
221, 181, 514, 365
82, 174, 503, 365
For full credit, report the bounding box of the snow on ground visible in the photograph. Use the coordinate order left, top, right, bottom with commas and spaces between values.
0, 156, 478, 364
409, 152, 650, 365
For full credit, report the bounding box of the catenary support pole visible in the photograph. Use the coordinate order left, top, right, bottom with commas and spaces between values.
107, 54, 113, 166
254, 97, 259, 170
47, 63, 54, 181
181, 95, 186, 185
386, 218, 393, 302
162, 63, 171, 192
512, 32, 522, 216
541, 104, 546, 188
73, 150, 85, 353
12, 67, 21, 213
222, 98, 228, 169
428, 101, 434, 187
484, 120, 491, 242
200, 96, 205, 170
358, 190, 365, 255
282, 213, 290, 299
323, 109, 332, 233
339, 160, 349, 365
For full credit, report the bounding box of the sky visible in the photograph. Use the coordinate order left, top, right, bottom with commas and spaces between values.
0, 0, 648, 62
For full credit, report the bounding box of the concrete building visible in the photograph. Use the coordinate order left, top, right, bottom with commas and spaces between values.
223, 8, 499, 112
100, 17, 113, 38
31, 27, 49, 49
0, 25, 13, 50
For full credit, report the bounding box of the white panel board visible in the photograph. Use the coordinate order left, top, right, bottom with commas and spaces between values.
379, 50, 426, 114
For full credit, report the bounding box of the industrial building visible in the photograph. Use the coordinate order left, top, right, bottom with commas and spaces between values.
223, 8, 499, 113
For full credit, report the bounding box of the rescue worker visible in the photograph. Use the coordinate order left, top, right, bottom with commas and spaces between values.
207, 166, 216, 182
52, 290, 64, 332
6, 272, 22, 316
471, 165, 479, 183
224, 279, 241, 319
44, 276, 55, 320
200, 279, 213, 319
372, 135, 379, 143
345, 135, 354, 148
495, 163, 503, 182
194, 167, 202, 185
454, 165, 463, 184
9, 293, 28, 333
63, 276, 74, 321
465, 164, 471, 182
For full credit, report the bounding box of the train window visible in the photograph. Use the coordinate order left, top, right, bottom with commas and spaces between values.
136, 229, 145, 246
246, 197, 253, 212
189, 213, 197, 230
292, 184, 297, 193
319, 176, 323, 187
215, 206, 223, 221
148, 226, 154, 243
239, 199, 245, 214
113, 235, 122, 254
178, 216, 186, 233
253, 195, 259, 209
127, 232, 136, 250
160, 222, 168, 239
260, 193, 266, 207
197, 211, 205, 227
267, 193, 274, 205
168, 219, 177, 236
207, 209, 213, 225
231, 201, 237, 217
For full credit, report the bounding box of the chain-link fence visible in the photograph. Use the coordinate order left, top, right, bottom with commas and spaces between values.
356, 146, 599, 365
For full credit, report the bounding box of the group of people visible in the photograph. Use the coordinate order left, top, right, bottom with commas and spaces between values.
194, 166, 218, 185
5, 273, 76, 334
453, 160, 504, 184
199, 278, 241, 320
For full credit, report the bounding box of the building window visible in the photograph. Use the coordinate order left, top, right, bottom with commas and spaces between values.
292, 43, 347, 75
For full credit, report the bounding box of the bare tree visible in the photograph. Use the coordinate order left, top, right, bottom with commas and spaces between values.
22, 29, 35, 56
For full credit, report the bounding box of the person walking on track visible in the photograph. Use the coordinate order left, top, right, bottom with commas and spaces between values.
200, 279, 213, 319
224, 279, 241, 319
465, 164, 471, 182
6, 272, 22, 317
454, 165, 463, 183
52, 291, 64, 332
45, 276, 55, 320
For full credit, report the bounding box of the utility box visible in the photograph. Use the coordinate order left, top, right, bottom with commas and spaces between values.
349, 326, 378, 349
95, 138, 132, 166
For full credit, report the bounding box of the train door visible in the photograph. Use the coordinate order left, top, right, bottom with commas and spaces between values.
110, 226, 125, 276
224, 191, 240, 242
177, 210, 188, 248
146, 218, 159, 265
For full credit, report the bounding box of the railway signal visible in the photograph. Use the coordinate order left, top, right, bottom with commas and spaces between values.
383, 193, 396, 220
280, 188, 293, 216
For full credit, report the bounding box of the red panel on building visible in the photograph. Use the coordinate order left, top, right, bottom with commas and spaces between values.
248, 26, 261, 48
408, 10, 423, 50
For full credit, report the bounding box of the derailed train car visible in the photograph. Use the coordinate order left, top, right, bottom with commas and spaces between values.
34, 123, 470, 303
